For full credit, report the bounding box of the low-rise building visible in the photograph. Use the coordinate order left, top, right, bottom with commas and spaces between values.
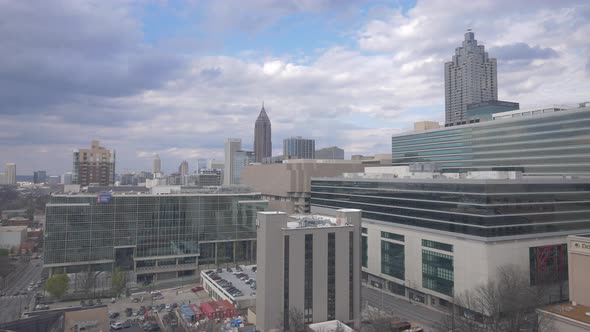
0, 226, 27, 251
241, 160, 364, 214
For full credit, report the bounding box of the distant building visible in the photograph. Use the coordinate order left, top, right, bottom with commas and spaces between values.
315, 146, 344, 160
461, 100, 519, 124
153, 154, 161, 174
233, 150, 255, 185
241, 159, 364, 214
4, 163, 16, 185
197, 169, 223, 186
0, 226, 27, 251
33, 171, 47, 184
413, 121, 441, 131
47, 176, 60, 185
179, 160, 189, 176
445, 31, 497, 125
73, 140, 115, 187
224, 138, 242, 185
61, 172, 73, 185
283, 137, 315, 160
208, 159, 224, 170
350, 154, 392, 166
256, 210, 362, 331
254, 104, 272, 163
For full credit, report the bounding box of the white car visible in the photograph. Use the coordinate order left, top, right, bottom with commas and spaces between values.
110, 322, 123, 330
165, 304, 171, 309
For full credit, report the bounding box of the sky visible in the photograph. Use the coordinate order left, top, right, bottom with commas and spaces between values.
0, 0, 589, 175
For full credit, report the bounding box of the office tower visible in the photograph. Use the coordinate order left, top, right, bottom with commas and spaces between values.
241, 159, 364, 214
178, 160, 189, 176
256, 210, 361, 331
4, 163, 16, 185
254, 103, 272, 163
61, 172, 73, 185
283, 137, 315, 160
224, 138, 242, 185
72, 140, 115, 187
233, 150, 254, 185
393, 103, 590, 176
33, 170, 47, 184
208, 159, 224, 171
153, 154, 161, 174
195, 158, 208, 172
197, 169, 223, 186
315, 146, 344, 160
445, 31, 497, 125
44, 190, 267, 282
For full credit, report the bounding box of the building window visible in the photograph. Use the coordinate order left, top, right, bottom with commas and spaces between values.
382, 231, 404, 242
362, 236, 368, 268
422, 239, 453, 253
284, 235, 290, 330
327, 233, 336, 320
422, 249, 454, 296
529, 244, 568, 288
362, 227, 367, 234
349, 231, 354, 321
381, 241, 405, 280
304, 234, 313, 323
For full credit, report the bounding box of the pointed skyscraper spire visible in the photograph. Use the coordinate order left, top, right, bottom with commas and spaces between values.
254, 102, 272, 162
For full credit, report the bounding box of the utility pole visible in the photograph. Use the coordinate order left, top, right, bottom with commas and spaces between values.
451, 286, 456, 332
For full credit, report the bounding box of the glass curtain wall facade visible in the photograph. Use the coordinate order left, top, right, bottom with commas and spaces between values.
392, 108, 590, 176
44, 193, 267, 277
380, 241, 405, 280
311, 179, 590, 238
422, 250, 454, 296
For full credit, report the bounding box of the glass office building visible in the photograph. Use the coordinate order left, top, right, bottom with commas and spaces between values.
392, 106, 590, 176
44, 192, 267, 282
311, 178, 590, 238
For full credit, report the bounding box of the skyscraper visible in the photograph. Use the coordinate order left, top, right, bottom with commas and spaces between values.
4, 163, 16, 185
33, 170, 47, 184
153, 154, 161, 174
254, 103, 272, 163
445, 31, 497, 125
224, 138, 242, 185
72, 140, 115, 187
178, 160, 189, 176
283, 137, 315, 159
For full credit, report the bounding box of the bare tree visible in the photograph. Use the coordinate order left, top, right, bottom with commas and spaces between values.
360, 305, 400, 332
435, 265, 553, 332
277, 307, 306, 332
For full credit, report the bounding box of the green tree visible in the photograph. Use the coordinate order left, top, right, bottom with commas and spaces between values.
46, 274, 69, 299
0, 248, 9, 256
111, 267, 126, 296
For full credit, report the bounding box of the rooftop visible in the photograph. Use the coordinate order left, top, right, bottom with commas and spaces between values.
286, 214, 349, 229
202, 265, 257, 299
0, 226, 28, 232
540, 302, 590, 326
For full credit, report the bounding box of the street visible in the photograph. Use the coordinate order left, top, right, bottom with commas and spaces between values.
362, 285, 445, 331
0, 260, 44, 323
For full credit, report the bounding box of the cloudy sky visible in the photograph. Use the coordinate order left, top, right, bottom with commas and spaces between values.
1, 0, 589, 175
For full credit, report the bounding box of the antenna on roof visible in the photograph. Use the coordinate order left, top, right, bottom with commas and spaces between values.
467, 28, 472, 32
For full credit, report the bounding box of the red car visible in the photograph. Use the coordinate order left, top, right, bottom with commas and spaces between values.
191, 286, 204, 292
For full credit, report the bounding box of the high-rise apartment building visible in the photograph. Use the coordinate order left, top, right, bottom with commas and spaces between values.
256, 210, 361, 331
72, 140, 115, 187
254, 104, 272, 163
445, 31, 497, 125
153, 154, 161, 174
33, 170, 47, 184
283, 137, 315, 160
315, 146, 344, 160
178, 160, 189, 176
224, 138, 242, 185
4, 163, 16, 185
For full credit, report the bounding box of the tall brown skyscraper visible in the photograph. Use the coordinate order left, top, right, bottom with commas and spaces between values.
73, 140, 115, 186
254, 103, 272, 163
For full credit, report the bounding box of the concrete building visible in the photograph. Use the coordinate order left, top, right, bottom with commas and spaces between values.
315, 146, 344, 160
0, 226, 27, 251
445, 31, 497, 125
393, 102, 590, 177
462, 100, 519, 124
537, 234, 590, 331
413, 121, 441, 131
254, 104, 272, 163
44, 189, 267, 283
73, 140, 115, 187
224, 138, 242, 186
351, 154, 393, 167
153, 154, 161, 174
256, 210, 361, 331
179, 160, 189, 176
197, 169, 223, 186
4, 163, 16, 185
60, 172, 73, 185
233, 150, 255, 185
311, 169, 588, 311
284, 137, 315, 160
240, 160, 364, 214
33, 171, 47, 184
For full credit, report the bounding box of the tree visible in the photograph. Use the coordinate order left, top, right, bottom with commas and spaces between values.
361, 305, 400, 332
112, 267, 127, 297
77, 266, 94, 298
277, 307, 306, 332
46, 273, 69, 299
435, 265, 553, 332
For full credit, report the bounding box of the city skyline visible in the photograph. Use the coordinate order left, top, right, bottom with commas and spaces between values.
1, 0, 589, 175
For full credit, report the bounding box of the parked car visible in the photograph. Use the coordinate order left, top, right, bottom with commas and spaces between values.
111, 298, 117, 303
191, 286, 204, 292
122, 320, 131, 329
87, 299, 95, 306
110, 322, 123, 330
